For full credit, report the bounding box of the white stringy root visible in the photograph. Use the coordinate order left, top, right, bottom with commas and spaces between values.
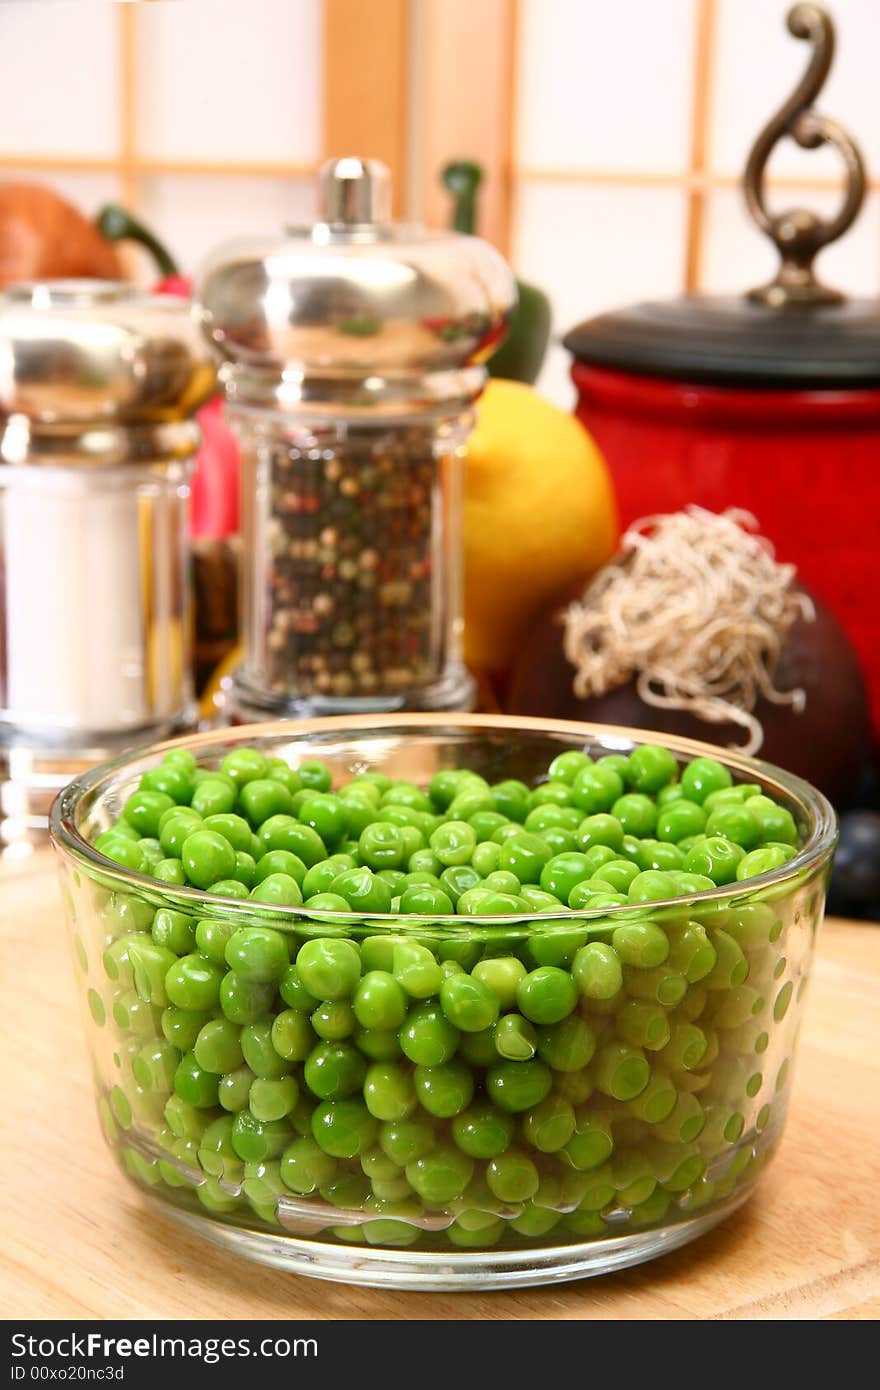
562, 507, 814, 756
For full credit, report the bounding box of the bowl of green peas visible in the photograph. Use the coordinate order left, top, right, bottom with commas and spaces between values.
50, 714, 836, 1290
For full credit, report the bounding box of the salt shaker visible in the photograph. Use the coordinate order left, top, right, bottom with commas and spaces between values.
196, 157, 516, 719
0, 280, 215, 845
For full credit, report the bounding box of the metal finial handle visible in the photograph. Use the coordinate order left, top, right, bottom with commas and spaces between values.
744, 3, 866, 307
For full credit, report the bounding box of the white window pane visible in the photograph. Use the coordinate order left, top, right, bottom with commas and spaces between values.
138, 175, 317, 278
712, 0, 880, 179
138, 0, 321, 163
514, 182, 688, 408
701, 185, 880, 298
516, 0, 695, 173
0, 1, 117, 156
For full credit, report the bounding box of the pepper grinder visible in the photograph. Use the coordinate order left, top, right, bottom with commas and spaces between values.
196, 157, 516, 720
0, 280, 215, 847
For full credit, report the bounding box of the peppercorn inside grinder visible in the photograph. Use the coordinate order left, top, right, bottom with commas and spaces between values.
196, 157, 516, 719
0, 280, 216, 847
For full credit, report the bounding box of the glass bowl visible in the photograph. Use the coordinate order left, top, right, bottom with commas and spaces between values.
50, 714, 836, 1290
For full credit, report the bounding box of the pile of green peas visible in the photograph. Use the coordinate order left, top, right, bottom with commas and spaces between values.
81, 740, 806, 1250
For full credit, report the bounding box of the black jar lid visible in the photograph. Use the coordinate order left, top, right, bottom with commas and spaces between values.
565, 4, 880, 390
563, 294, 880, 389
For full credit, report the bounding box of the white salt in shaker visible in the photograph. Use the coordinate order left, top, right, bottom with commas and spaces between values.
0, 280, 215, 846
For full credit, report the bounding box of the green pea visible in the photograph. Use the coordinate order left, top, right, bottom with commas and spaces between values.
413, 1060, 474, 1117
612, 794, 658, 838
221, 926, 289, 983
538, 852, 592, 901
295, 793, 347, 847
491, 779, 532, 822
434, 864, 479, 905
355, 1028, 402, 1061
452, 1103, 515, 1158
311, 1099, 377, 1158
703, 929, 748, 989
680, 757, 733, 803
311, 1001, 356, 1041
173, 1051, 220, 1108
295, 938, 361, 1000
472, 956, 527, 1009
525, 804, 581, 834
535, 1014, 596, 1070
625, 1067, 672, 1123
523, 1094, 577, 1152
485, 1059, 552, 1113
594, 1041, 650, 1100
363, 1062, 416, 1121
468, 810, 510, 841
331, 867, 392, 914
626, 869, 679, 903
562, 1112, 613, 1170
270, 1009, 314, 1062
161, 1005, 207, 1051
627, 744, 678, 794
217, 969, 274, 1024
353, 971, 407, 1030
624, 965, 688, 1007
149, 908, 195, 956
408, 848, 442, 876
573, 941, 623, 999
705, 803, 761, 851
280, 1136, 337, 1194
249, 1075, 300, 1122
486, 1147, 540, 1203
153, 858, 187, 885
190, 778, 236, 819
538, 825, 578, 856
217, 1065, 256, 1113
253, 850, 307, 886
656, 782, 685, 806
633, 840, 685, 873
239, 1020, 289, 1078
124, 790, 175, 839
391, 940, 443, 998
497, 832, 553, 885
357, 821, 407, 871
406, 1145, 473, 1205
571, 763, 624, 814
575, 813, 625, 852
586, 857, 640, 894
662, 1022, 708, 1071
439, 973, 500, 1032
548, 750, 592, 784
735, 845, 792, 882
141, 762, 194, 804
516, 966, 577, 1024
164, 953, 223, 1012
398, 884, 455, 916
617, 1000, 671, 1052
747, 796, 798, 846
379, 1117, 435, 1165
301, 854, 356, 898
429, 820, 477, 867
249, 872, 303, 907
612, 920, 669, 968
278, 964, 319, 1013
494, 1013, 538, 1060
667, 923, 717, 982
193, 1017, 244, 1074
257, 816, 326, 867
303, 1042, 366, 1100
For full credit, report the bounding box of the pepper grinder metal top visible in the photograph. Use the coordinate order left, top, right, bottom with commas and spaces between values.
196, 156, 517, 418
196, 158, 517, 722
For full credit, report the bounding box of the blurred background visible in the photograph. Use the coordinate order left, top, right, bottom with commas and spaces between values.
2, 0, 879, 407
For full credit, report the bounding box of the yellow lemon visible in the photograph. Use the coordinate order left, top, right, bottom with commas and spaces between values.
463, 379, 618, 674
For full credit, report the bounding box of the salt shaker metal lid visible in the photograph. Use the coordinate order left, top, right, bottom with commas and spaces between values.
0, 279, 216, 466
195, 157, 517, 416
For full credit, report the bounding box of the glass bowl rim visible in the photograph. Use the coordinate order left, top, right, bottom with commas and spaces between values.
49, 712, 838, 927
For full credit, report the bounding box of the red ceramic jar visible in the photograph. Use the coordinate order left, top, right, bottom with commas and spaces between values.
565, 296, 880, 737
